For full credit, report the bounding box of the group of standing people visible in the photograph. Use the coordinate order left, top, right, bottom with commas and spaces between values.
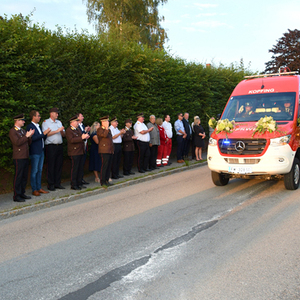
9, 109, 205, 201
174, 113, 206, 162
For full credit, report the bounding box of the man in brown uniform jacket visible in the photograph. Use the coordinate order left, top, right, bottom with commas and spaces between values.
66, 115, 90, 190
97, 116, 114, 186
122, 118, 137, 175
9, 114, 35, 202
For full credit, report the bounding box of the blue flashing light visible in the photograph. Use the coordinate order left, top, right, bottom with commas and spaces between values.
223, 140, 230, 145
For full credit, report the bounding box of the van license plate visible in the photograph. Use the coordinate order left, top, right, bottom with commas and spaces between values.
228, 166, 252, 174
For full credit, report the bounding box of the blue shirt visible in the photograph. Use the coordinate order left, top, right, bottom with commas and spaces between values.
174, 119, 185, 135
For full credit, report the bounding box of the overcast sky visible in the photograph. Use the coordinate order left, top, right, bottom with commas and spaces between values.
2, 0, 300, 72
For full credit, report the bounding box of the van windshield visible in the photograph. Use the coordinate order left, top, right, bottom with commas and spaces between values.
222, 92, 296, 122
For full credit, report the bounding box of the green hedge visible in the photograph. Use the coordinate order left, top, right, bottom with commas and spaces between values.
0, 14, 251, 172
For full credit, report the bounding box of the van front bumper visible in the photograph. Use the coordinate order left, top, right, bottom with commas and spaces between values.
207, 144, 295, 175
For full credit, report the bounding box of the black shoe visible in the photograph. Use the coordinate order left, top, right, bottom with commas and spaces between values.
118, 175, 124, 178
79, 185, 87, 189
144, 169, 151, 172
112, 176, 119, 179
14, 196, 25, 202
129, 171, 135, 175
48, 186, 56, 191
82, 180, 90, 185
20, 194, 31, 199
106, 181, 114, 186
55, 185, 65, 189
101, 182, 107, 186
139, 170, 145, 173
167, 162, 172, 166
123, 173, 129, 176
71, 186, 81, 190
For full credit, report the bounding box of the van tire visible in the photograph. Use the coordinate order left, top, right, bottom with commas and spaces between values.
284, 157, 300, 190
211, 171, 229, 186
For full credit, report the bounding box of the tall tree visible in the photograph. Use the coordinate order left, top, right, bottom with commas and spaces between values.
265, 29, 300, 73
84, 0, 167, 49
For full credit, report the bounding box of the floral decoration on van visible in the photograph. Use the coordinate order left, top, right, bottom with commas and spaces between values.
209, 118, 235, 138
252, 116, 278, 136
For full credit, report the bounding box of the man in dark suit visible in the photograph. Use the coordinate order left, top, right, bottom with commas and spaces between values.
66, 115, 90, 190
26, 110, 51, 196
182, 112, 192, 159
122, 118, 137, 176
97, 116, 114, 186
77, 112, 90, 185
9, 114, 35, 202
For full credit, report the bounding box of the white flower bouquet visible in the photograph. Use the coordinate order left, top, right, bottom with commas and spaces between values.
252, 116, 278, 136
215, 119, 235, 137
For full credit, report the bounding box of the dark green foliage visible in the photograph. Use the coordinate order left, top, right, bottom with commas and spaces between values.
0, 15, 251, 172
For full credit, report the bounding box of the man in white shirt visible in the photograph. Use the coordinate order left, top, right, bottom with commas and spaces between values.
134, 113, 153, 173
162, 114, 173, 165
42, 107, 65, 191
110, 117, 126, 179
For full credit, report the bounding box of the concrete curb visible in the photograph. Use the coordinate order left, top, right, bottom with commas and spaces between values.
0, 161, 207, 220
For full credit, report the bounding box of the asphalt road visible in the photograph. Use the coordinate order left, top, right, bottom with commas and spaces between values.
1, 165, 300, 300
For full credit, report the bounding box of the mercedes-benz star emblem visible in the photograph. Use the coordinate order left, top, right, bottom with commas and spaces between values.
235, 141, 245, 152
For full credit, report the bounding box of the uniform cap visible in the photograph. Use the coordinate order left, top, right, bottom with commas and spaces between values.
99, 115, 109, 122
49, 107, 59, 113
69, 115, 79, 122
125, 118, 132, 124
136, 113, 144, 118
13, 113, 25, 121
245, 102, 252, 106
110, 116, 117, 123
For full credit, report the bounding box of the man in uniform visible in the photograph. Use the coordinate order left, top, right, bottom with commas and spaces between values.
134, 113, 153, 173
97, 116, 114, 186
66, 115, 90, 190
162, 114, 173, 165
42, 107, 65, 191
110, 117, 126, 179
9, 114, 35, 202
122, 118, 137, 176
27, 110, 51, 196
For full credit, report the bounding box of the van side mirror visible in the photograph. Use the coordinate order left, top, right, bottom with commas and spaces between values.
298, 117, 300, 126
216, 113, 221, 120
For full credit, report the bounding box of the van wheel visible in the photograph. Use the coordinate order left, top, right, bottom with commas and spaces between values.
211, 171, 229, 186
284, 158, 300, 190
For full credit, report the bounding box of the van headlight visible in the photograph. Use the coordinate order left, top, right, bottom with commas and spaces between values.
209, 137, 217, 146
270, 135, 291, 146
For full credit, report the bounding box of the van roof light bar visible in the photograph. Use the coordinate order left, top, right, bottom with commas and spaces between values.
244, 71, 298, 79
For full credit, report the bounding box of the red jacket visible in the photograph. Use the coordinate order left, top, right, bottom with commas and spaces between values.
158, 125, 167, 144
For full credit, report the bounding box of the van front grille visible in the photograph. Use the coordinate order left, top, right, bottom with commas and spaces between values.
218, 139, 267, 155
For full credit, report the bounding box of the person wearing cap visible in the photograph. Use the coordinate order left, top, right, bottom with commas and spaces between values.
134, 113, 153, 173
122, 118, 137, 176
238, 102, 255, 118
42, 107, 65, 191
9, 114, 35, 202
110, 117, 126, 179
77, 112, 90, 185
97, 116, 114, 186
26, 110, 51, 197
147, 115, 160, 170
162, 114, 173, 165
66, 115, 90, 190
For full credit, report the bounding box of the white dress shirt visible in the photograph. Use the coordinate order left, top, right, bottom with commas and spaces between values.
110, 125, 122, 143
134, 121, 150, 142
162, 121, 173, 138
